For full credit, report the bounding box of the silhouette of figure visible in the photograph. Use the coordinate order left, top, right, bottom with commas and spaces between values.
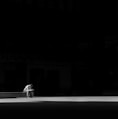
23, 84, 34, 97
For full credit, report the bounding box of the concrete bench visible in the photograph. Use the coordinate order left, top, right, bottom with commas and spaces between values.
0, 92, 27, 98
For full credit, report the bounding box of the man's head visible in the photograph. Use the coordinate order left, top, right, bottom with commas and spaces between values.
28, 84, 33, 89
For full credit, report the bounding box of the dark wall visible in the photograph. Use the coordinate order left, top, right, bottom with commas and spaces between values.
29, 68, 60, 96
3, 62, 27, 92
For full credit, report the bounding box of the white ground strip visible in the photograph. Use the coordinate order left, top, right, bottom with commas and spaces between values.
0, 96, 118, 103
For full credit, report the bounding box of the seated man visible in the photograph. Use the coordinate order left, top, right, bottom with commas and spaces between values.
23, 84, 34, 97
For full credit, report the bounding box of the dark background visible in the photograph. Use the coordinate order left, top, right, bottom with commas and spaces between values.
0, 0, 118, 96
